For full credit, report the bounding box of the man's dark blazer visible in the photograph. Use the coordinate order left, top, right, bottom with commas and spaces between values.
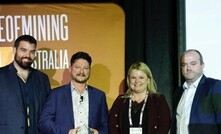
38, 83, 109, 134
0, 63, 51, 134
170, 75, 221, 134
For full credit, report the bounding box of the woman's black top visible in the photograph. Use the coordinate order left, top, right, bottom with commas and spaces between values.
122, 99, 148, 134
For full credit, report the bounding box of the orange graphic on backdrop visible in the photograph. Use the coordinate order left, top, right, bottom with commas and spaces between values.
0, 47, 13, 67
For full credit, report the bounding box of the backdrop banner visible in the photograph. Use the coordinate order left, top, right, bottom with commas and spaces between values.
0, 3, 125, 108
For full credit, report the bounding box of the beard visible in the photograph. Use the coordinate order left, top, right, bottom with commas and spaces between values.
72, 73, 90, 84
14, 53, 34, 70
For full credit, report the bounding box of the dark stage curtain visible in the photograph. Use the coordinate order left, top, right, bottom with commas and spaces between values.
119, 0, 179, 109
1, 0, 182, 110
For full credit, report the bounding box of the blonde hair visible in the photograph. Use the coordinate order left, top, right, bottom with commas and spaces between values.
123, 62, 157, 98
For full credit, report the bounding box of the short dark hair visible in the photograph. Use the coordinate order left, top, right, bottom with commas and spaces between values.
181, 49, 204, 65
70, 51, 92, 66
14, 35, 37, 48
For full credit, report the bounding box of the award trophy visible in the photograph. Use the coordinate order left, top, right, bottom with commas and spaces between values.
77, 124, 92, 134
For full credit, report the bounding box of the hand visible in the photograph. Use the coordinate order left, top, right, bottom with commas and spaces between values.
90, 128, 99, 134
68, 127, 80, 134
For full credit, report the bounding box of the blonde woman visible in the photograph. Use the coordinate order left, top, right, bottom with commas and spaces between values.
109, 62, 170, 134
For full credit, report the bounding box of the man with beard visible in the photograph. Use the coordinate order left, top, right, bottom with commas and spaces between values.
170, 49, 221, 134
0, 35, 51, 134
38, 51, 109, 134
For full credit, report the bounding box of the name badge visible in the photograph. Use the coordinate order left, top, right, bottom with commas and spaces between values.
129, 127, 142, 134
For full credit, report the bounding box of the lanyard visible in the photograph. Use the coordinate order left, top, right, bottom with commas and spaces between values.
128, 93, 148, 127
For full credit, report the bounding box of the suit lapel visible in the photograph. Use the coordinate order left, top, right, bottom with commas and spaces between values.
8, 64, 25, 111
189, 75, 206, 123
88, 86, 94, 126
174, 87, 184, 110
63, 83, 75, 126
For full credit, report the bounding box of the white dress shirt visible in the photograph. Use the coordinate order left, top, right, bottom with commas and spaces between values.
176, 75, 202, 134
71, 83, 89, 133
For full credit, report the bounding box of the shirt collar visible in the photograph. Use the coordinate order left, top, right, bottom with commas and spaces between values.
183, 74, 203, 90
70, 82, 88, 93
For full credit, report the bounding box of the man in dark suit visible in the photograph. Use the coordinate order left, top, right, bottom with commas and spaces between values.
170, 49, 221, 134
0, 35, 51, 134
38, 51, 109, 134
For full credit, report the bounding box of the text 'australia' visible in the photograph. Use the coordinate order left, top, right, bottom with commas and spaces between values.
32, 49, 69, 70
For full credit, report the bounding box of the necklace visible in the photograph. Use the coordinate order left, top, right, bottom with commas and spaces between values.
132, 100, 144, 113
128, 93, 148, 127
